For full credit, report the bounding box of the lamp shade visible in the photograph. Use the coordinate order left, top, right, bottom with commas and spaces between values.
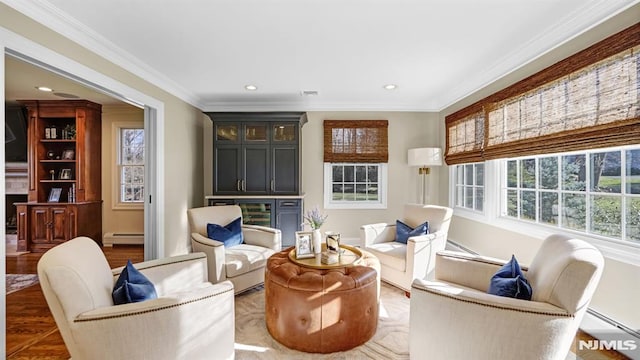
408, 147, 442, 167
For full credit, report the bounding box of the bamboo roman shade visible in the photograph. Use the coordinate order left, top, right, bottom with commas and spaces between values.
445, 23, 640, 165
323, 120, 388, 163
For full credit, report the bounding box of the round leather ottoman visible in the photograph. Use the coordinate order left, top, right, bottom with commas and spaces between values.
265, 248, 380, 353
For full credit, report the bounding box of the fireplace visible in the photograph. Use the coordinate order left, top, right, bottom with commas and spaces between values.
5, 162, 28, 232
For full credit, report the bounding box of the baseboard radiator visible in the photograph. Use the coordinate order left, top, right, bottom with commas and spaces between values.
103, 232, 144, 247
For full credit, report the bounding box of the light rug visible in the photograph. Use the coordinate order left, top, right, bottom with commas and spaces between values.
234, 282, 410, 360
234, 282, 582, 360
6, 274, 39, 295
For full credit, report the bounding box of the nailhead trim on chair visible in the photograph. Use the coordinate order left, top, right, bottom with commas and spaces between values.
74, 287, 234, 322
416, 285, 574, 318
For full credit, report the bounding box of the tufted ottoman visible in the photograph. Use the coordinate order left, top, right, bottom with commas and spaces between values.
265, 247, 380, 353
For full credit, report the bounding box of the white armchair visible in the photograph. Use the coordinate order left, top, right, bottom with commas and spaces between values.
188, 205, 281, 294
361, 204, 453, 293
409, 234, 605, 360
37, 236, 235, 360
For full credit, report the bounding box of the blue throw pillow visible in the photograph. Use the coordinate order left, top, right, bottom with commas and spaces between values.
488, 255, 533, 300
112, 260, 157, 305
395, 220, 429, 244
207, 217, 243, 247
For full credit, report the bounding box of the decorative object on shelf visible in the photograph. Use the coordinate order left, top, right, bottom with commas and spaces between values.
49, 169, 55, 180
68, 183, 76, 203
59, 168, 72, 180
48, 187, 62, 202
325, 231, 341, 254
304, 205, 327, 254
295, 231, 314, 259
408, 147, 443, 204
62, 124, 76, 139
49, 125, 58, 139
61, 149, 75, 160
46, 150, 56, 159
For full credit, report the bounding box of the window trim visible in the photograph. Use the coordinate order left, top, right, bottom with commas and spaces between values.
323, 162, 387, 209
449, 159, 640, 267
112, 121, 144, 210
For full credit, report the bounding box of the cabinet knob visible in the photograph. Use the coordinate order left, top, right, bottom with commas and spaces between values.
241, 179, 246, 192
271, 179, 275, 192
236, 180, 241, 192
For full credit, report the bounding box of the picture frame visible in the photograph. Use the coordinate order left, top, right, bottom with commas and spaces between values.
61, 149, 75, 160
295, 231, 315, 259
48, 187, 62, 202
59, 168, 72, 180
325, 232, 341, 253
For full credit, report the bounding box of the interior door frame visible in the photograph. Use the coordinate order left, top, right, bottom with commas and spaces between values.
0, 29, 165, 255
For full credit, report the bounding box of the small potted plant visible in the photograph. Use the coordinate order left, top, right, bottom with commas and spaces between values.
304, 206, 327, 254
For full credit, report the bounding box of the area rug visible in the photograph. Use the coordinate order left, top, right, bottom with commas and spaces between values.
6, 274, 39, 295
234, 282, 582, 359
234, 282, 410, 359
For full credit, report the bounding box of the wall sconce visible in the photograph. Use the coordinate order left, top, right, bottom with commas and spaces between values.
408, 147, 442, 204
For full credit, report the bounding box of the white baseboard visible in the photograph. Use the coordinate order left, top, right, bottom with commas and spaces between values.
103, 232, 143, 247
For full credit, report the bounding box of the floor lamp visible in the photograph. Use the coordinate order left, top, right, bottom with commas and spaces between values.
408, 147, 442, 204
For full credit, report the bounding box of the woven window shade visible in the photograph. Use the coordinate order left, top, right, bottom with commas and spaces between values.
323, 120, 388, 163
444, 23, 640, 163
445, 107, 485, 164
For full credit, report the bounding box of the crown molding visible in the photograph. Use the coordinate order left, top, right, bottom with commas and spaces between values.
1, 0, 204, 109
437, 0, 640, 112
201, 100, 441, 113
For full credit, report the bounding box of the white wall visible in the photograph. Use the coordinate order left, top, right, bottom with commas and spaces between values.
439, 5, 640, 329
101, 104, 144, 236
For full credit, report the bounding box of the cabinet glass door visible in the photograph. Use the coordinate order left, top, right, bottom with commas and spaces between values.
272, 124, 297, 142
244, 124, 268, 142
216, 124, 239, 142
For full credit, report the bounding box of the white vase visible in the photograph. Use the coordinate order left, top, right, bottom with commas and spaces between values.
312, 229, 322, 254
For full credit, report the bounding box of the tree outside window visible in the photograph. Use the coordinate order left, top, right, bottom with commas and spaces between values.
119, 128, 144, 203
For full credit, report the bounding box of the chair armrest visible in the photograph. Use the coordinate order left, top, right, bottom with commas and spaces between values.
361, 223, 396, 246
433, 250, 522, 292
190, 233, 226, 284
405, 231, 447, 281
242, 225, 282, 251
73, 281, 235, 360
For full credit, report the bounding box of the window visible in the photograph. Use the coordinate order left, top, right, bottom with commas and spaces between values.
117, 127, 144, 206
323, 120, 388, 209
454, 163, 485, 212
502, 146, 640, 243
324, 163, 387, 209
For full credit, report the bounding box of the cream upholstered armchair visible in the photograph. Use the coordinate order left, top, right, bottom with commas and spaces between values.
409, 234, 605, 360
361, 204, 453, 293
188, 205, 281, 294
37, 237, 235, 360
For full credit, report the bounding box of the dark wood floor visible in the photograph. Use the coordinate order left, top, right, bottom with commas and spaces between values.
5, 245, 629, 359
6, 244, 144, 359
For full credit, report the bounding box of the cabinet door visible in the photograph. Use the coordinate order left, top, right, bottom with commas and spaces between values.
272, 146, 298, 194
236, 200, 275, 228
50, 207, 68, 243
276, 199, 302, 248
30, 207, 49, 244
243, 145, 270, 194
214, 145, 242, 194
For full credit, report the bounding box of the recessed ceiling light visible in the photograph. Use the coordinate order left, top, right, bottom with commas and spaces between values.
383, 84, 397, 90
36, 86, 54, 92
245, 85, 258, 91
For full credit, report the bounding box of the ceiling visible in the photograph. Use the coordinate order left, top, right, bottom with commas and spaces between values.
3, 0, 638, 112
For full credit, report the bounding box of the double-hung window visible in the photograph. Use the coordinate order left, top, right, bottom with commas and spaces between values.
323, 120, 388, 209
116, 126, 144, 207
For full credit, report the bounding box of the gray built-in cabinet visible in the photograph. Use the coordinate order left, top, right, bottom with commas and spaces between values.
205, 112, 307, 247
